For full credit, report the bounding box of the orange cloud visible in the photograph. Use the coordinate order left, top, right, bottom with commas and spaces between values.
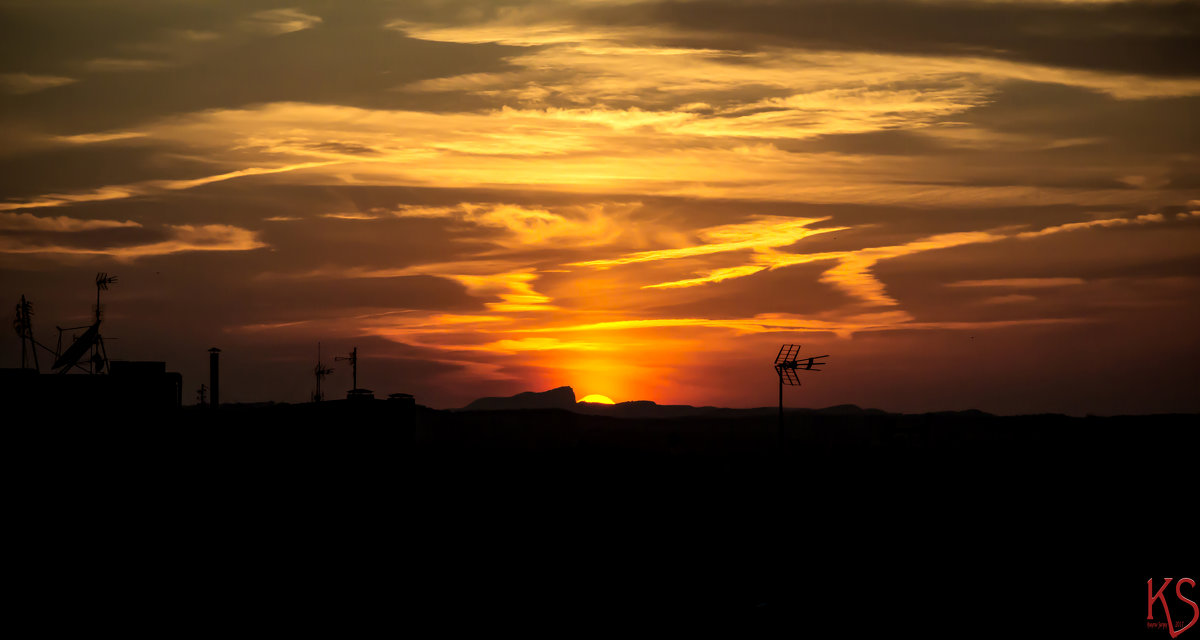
947, 278, 1085, 288
0, 224, 266, 260
573, 216, 844, 267
0, 212, 140, 232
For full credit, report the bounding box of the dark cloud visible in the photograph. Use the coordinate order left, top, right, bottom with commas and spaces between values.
0, 2, 519, 133
642, 261, 856, 318
777, 129, 956, 156
877, 222, 1200, 320
966, 82, 1200, 154
587, 0, 1200, 76
0, 224, 155, 249
0, 141, 217, 198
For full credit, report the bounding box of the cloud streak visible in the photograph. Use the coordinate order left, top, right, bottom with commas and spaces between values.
0, 224, 265, 260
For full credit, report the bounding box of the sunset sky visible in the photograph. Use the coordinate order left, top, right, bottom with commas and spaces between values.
2, 0, 1197, 414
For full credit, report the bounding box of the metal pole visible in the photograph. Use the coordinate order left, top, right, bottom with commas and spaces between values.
778, 372, 784, 450
209, 347, 221, 409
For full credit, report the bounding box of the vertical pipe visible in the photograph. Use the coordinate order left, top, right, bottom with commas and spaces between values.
209, 347, 221, 409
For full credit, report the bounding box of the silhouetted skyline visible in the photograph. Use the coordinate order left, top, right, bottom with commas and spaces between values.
2, 1, 1198, 414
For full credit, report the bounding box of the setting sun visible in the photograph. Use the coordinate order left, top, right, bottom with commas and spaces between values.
580, 394, 615, 405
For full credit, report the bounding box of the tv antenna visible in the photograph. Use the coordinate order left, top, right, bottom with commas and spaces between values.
13, 294, 40, 371
774, 344, 828, 448
312, 342, 334, 402
335, 346, 359, 390
94, 272, 117, 323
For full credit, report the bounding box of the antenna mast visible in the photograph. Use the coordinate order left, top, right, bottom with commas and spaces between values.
773, 344, 828, 450
335, 347, 358, 390
313, 342, 334, 402
13, 295, 39, 371
335, 346, 373, 400
91, 273, 117, 373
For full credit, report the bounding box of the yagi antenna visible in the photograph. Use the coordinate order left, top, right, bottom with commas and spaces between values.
774, 344, 829, 448
94, 272, 117, 322
13, 294, 39, 371
334, 346, 367, 399
313, 342, 334, 402
96, 272, 117, 290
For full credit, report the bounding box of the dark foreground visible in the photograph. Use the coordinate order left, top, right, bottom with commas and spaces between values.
9, 402, 1196, 635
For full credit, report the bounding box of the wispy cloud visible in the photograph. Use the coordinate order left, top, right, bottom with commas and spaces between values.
580, 211, 1182, 309
54, 131, 147, 144
572, 216, 844, 267
321, 212, 381, 221
0, 212, 140, 232
512, 312, 1082, 340
242, 8, 323, 35
395, 202, 634, 249
84, 58, 170, 72
0, 73, 76, 95
947, 278, 1085, 288
0, 224, 265, 260
0, 161, 340, 212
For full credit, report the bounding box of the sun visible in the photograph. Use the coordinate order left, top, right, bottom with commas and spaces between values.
580, 394, 615, 404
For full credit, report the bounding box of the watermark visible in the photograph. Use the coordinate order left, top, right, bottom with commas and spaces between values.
1148, 578, 1198, 638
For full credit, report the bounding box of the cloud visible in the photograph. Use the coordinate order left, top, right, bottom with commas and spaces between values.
643, 264, 769, 289
802, 232, 1002, 307
387, 17, 646, 47
242, 8, 323, 35
0, 212, 140, 232
399, 4, 1200, 100
10, 97, 1179, 211
0, 223, 265, 260
441, 270, 557, 313
947, 277, 1085, 288
578, 211, 1181, 310
0, 73, 76, 95
1015, 212, 1164, 237
321, 212, 381, 220
394, 201, 633, 249
84, 58, 170, 72
0, 186, 137, 212
171, 29, 221, 43
572, 216, 844, 267
273, 261, 559, 314
512, 312, 1081, 340
0, 160, 339, 212
53, 131, 148, 144
573, 0, 1200, 78
981, 294, 1038, 304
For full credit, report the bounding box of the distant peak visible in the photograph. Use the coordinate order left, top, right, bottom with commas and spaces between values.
461, 386, 576, 411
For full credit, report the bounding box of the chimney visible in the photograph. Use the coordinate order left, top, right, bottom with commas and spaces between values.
209, 347, 221, 409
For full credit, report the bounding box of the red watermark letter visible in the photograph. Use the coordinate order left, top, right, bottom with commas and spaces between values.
1149, 578, 1198, 638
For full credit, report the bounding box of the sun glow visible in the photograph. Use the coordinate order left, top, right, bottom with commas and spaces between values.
580, 394, 615, 404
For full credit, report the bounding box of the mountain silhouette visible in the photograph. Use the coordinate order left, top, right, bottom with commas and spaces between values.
461, 385, 577, 411
460, 387, 890, 418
